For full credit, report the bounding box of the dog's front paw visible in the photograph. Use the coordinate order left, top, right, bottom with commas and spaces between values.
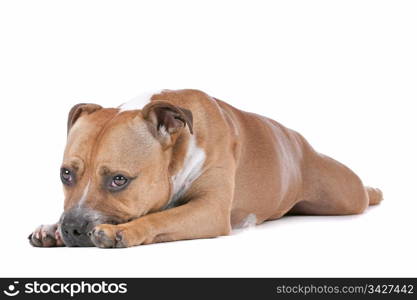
28, 224, 65, 247
90, 224, 150, 248
89, 224, 129, 248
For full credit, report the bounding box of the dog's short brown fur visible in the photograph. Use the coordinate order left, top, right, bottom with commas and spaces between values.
29, 89, 382, 248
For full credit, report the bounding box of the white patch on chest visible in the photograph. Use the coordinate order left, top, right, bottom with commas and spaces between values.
118, 89, 162, 111
165, 136, 206, 209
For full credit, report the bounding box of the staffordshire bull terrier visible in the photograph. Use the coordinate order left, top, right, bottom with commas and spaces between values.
29, 89, 382, 248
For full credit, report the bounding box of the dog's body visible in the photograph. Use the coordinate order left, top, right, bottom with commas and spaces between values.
29, 89, 382, 248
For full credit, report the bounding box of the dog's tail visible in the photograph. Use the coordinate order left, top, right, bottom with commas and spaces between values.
366, 186, 383, 205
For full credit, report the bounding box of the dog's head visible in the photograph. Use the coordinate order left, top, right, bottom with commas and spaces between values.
58, 101, 193, 246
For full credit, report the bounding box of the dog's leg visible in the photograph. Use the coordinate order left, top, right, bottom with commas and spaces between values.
90, 200, 232, 248
90, 169, 234, 248
290, 154, 382, 215
28, 223, 65, 247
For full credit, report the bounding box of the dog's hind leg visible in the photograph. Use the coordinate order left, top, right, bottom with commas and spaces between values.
366, 186, 383, 205
289, 154, 382, 215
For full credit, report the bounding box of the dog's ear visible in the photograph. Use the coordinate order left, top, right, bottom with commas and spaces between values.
142, 100, 193, 147
67, 103, 102, 134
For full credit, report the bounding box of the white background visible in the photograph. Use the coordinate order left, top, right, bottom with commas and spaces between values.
0, 0, 416, 277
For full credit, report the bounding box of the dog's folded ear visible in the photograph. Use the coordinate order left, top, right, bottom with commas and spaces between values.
142, 100, 193, 147
67, 103, 102, 134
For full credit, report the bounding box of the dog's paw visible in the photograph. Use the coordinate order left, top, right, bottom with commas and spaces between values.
89, 224, 128, 248
28, 224, 65, 247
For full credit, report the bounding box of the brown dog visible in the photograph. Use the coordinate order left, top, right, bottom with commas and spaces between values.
28, 89, 382, 248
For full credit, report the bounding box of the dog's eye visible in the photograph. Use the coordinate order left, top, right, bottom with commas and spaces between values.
106, 174, 133, 192
60, 168, 74, 185
111, 175, 128, 187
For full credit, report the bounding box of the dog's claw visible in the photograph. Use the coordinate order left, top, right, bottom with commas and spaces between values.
115, 231, 123, 242
28, 224, 65, 247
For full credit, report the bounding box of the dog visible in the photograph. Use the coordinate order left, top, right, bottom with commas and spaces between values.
29, 89, 382, 248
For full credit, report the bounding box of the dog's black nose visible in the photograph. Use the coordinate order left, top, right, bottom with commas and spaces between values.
60, 209, 94, 247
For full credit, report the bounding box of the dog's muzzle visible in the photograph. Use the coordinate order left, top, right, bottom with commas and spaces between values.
59, 208, 114, 247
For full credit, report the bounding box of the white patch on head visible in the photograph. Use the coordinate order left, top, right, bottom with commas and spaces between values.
118, 89, 162, 112
78, 180, 90, 206
165, 136, 206, 209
